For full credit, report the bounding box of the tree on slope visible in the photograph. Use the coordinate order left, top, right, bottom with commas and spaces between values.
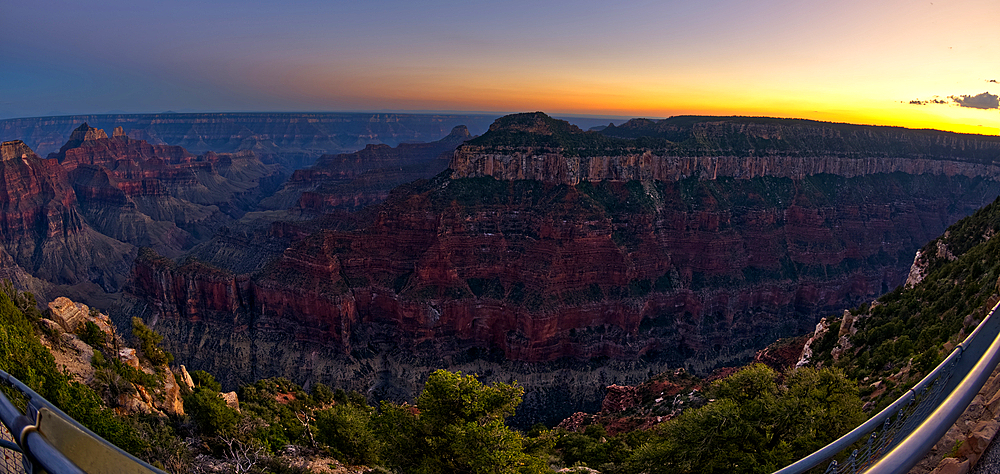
626, 364, 863, 474
375, 369, 547, 474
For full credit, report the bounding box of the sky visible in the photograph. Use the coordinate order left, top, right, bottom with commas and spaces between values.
2, 0, 998, 135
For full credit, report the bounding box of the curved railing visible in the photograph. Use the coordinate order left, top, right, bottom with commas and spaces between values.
0, 368, 166, 474
775, 299, 1000, 474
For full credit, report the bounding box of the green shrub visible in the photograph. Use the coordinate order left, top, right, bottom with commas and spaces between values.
184, 387, 239, 437
0, 285, 146, 456
625, 364, 863, 474
77, 321, 106, 349
373, 369, 548, 474
190, 370, 222, 392
315, 402, 380, 465
131, 317, 173, 366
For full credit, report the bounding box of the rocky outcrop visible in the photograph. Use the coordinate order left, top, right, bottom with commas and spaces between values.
555, 367, 707, 435
48, 296, 92, 332
40, 297, 185, 417
52, 122, 192, 167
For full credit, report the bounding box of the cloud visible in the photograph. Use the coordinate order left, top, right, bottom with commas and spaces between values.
908, 98, 948, 105
950, 92, 999, 109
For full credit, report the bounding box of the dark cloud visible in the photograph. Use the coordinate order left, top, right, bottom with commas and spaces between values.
950, 92, 999, 110
908, 98, 948, 105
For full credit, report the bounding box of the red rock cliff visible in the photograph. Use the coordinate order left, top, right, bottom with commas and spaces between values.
450, 113, 1000, 185
129, 169, 1000, 368
53, 123, 281, 256
0, 140, 134, 290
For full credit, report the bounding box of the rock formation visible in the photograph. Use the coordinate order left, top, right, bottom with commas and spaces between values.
0, 139, 134, 292
121, 113, 1000, 424
53, 123, 282, 256
39, 297, 185, 417
0, 124, 286, 302
451, 113, 1000, 185
260, 125, 473, 212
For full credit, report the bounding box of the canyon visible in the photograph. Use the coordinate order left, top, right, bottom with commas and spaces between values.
0, 121, 282, 305
117, 112, 1000, 424
4, 111, 1000, 425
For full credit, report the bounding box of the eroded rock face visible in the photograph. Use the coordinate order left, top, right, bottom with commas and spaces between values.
0, 125, 283, 297
121, 113, 1000, 424
125, 174, 1000, 428
451, 148, 1000, 185
39, 297, 185, 417
53, 123, 282, 256
0, 140, 134, 291
48, 296, 91, 332
132, 171, 999, 363
451, 114, 1000, 185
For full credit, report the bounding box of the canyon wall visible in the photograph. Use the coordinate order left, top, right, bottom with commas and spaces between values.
0, 122, 285, 303
451, 113, 1000, 185
127, 170, 1000, 424
450, 149, 1000, 185
55, 123, 282, 257
0, 140, 135, 292
112, 112, 1000, 424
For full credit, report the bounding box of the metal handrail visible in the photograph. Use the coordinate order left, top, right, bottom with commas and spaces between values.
866, 308, 1000, 473
0, 368, 166, 474
774, 299, 1000, 474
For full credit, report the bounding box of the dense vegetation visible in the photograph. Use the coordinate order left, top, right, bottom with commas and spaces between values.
623, 365, 863, 474
178, 364, 863, 474
0, 282, 148, 456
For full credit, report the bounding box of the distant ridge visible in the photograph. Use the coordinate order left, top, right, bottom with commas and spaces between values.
0, 112, 499, 166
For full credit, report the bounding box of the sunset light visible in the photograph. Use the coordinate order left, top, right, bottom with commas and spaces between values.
2, 0, 997, 134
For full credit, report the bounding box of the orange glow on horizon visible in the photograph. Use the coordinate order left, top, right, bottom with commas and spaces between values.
288, 70, 1000, 136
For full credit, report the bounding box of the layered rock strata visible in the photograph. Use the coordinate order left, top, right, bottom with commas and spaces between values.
121, 113, 1000, 423
451, 113, 1000, 185
54, 123, 281, 255
0, 140, 134, 291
